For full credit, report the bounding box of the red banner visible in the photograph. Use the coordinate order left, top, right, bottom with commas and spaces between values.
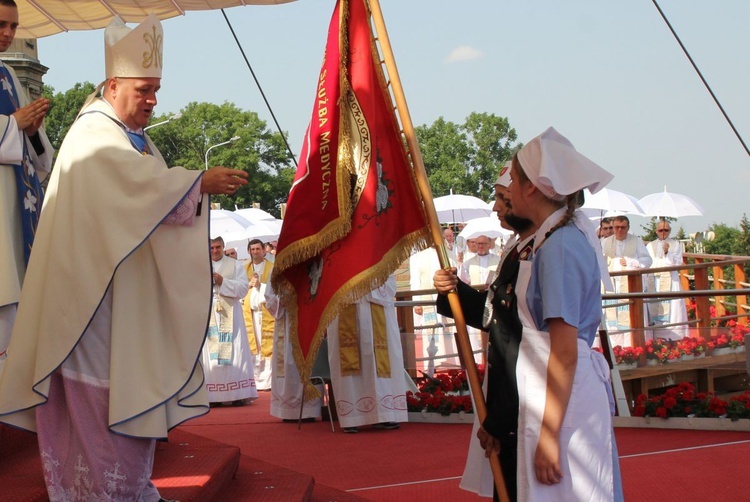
273, 0, 349, 270
271, 0, 431, 384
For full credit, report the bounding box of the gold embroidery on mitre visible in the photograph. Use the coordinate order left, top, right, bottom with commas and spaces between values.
142, 26, 163, 69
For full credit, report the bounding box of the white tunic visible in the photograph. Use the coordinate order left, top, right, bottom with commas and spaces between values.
202, 256, 258, 403
326, 276, 408, 428
0, 61, 53, 373
646, 238, 688, 339
265, 281, 322, 420
248, 260, 273, 390
409, 248, 458, 373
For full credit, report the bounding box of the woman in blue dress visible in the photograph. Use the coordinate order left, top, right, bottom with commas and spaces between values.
501, 127, 623, 501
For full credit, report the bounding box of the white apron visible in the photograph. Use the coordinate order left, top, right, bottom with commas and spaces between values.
459, 370, 493, 497
515, 260, 614, 502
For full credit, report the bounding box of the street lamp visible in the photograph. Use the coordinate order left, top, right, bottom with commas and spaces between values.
204, 136, 241, 170
144, 112, 182, 131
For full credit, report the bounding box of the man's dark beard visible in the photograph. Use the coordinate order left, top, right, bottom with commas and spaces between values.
504, 211, 533, 234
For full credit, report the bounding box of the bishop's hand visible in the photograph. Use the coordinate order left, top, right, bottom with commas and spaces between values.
201, 166, 249, 195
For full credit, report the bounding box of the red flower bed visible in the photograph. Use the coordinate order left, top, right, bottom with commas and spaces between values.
633, 382, 750, 420
613, 345, 644, 365
407, 368, 481, 415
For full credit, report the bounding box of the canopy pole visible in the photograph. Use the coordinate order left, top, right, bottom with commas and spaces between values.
367, 1, 509, 500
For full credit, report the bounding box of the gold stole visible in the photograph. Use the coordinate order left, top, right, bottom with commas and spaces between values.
274, 316, 286, 377
243, 260, 275, 358
258, 262, 275, 358
242, 263, 258, 354
338, 302, 390, 377
603, 235, 637, 260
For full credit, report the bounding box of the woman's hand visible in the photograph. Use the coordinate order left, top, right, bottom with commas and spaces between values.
534, 428, 562, 484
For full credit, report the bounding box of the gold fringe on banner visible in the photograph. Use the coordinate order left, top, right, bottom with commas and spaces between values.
287, 227, 430, 404
271, 0, 354, 276
286, 0, 433, 404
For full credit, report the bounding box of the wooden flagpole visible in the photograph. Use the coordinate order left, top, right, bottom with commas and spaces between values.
367, 1, 510, 500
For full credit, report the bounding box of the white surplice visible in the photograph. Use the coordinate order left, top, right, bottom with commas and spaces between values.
202, 255, 258, 403
326, 276, 408, 428
264, 282, 321, 420
0, 60, 54, 375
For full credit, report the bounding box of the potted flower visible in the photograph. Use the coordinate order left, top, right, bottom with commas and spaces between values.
632, 382, 750, 421
644, 338, 671, 364
612, 345, 643, 368
708, 330, 744, 355
728, 322, 747, 352
407, 369, 478, 420
676, 336, 707, 359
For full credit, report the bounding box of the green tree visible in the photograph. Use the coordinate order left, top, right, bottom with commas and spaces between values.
415, 113, 519, 197
147, 102, 294, 216
44, 82, 96, 153
738, 214, 750, 257
703, 223, 740, 256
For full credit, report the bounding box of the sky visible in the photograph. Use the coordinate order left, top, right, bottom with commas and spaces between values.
33, 0, 750, 235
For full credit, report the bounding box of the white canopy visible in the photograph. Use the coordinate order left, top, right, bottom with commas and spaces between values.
15, 1, 298, 38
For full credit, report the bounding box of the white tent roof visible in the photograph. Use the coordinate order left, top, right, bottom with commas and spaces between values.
16, 1, 298, 38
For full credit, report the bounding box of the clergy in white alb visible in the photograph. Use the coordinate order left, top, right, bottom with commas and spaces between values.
326, 276, 408, 430
646, 221, 688, 339
601, 215, 652, 346
203, 236, 258, 404
459, 234, 501, 365
409, 247, 458, 374
264, 280, 322, 420
242, 238, 275, 390
0, 2, 54, 374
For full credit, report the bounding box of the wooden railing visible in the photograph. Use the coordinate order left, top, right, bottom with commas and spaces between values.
394, 254, 750, 380
604, 254, 750, 347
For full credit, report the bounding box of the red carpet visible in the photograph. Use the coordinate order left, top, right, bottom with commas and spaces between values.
183, 393, 750, 501
4, 393, 750, 501
153, 429, 240, 501
0, 425, 47, 502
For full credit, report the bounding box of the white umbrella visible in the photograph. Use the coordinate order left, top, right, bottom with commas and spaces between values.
458, 216, 512, 241
433, 194, 492, 224
234, 207, 276, 222
15, 1, 298, 38
582, 188, 644, 216
638, 187, 705, 218
223, 219, 283, 259
209, 209, 253, 239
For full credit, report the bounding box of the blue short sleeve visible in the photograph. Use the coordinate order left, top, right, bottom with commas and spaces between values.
528, 225, 602, 344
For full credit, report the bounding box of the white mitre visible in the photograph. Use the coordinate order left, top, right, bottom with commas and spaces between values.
105, 13, 163, 79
